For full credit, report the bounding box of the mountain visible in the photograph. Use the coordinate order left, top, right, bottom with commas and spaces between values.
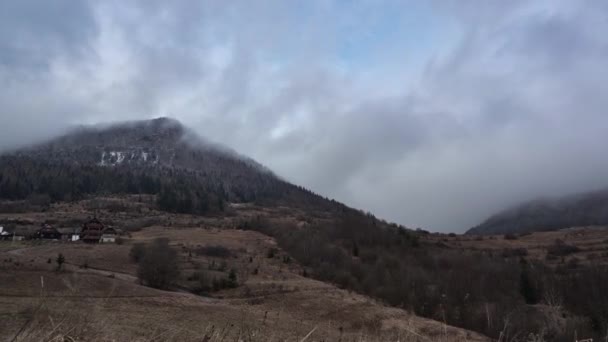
0, 117, 337, 213
3, 117, 608, 340
467, 188, 608, 235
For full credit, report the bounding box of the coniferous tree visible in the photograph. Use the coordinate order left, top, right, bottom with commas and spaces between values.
519, 260, 538, 304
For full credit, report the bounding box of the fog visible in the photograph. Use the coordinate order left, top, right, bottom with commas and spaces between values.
2, 1, 608, 232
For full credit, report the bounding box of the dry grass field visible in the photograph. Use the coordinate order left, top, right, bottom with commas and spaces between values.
0, 198, 488, 341
427, 226, 608, 267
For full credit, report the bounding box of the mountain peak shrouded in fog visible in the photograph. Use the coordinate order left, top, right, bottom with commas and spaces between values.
467, 188, 608, 235
3, 1, 608, 232
0, 117, 336, 214
8, 117, 266, 174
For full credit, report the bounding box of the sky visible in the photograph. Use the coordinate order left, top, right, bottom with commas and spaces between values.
2, 0, 608, 232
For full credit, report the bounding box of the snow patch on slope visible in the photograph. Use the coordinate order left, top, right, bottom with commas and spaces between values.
98, 150, 158, 166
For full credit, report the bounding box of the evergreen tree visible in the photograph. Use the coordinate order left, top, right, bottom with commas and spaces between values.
519, 260, 538, 304
56, 253, 65, 271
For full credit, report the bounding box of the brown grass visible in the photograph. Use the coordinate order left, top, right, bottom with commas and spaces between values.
430, 226, 608, 266
0, 197, 488, 341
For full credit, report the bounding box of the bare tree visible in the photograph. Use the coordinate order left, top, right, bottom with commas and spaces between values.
136, 238, 180, 290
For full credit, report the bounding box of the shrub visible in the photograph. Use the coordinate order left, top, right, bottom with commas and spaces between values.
504, 233, 518, 240
501, 248, 529, 258
545, 253, 558, 261
129, 243, 146, 262
228, 269, 237, 284
212, 276, 238, 291
566, 257, 580, 269
196, 245, 232, 258
218, 261, 227, 271
266, 248, 277, 258
136, 238, 180, 290
547, 239, 580, 256
192, 271, 211, 293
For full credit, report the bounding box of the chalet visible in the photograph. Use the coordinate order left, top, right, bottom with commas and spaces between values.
80, 218, 105, 243
100, 227, 118, 243
34, 224, 62, 240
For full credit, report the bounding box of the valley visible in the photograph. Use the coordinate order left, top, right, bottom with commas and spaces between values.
1, 119, 607, 341
3, 1, 608, 340
0, 197, 485, 341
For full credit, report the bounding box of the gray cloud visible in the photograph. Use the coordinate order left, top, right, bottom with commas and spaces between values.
2, 1, 608, 232
0, 1, 97, 70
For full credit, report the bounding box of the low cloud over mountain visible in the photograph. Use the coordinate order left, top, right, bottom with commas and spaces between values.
2, 1, 608, 232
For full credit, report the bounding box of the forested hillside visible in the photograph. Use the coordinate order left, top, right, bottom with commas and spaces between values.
468, 189, 608, 235
241, 213, 608, 341
2, 118, 608, 340
0, 118, 338, 214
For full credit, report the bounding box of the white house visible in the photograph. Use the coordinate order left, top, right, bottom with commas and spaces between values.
100, 227, 118, 243
0, 226, 10, 238
0, 226, 22, 241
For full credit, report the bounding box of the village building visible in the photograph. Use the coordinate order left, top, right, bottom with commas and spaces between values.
100, 227, 118, 243
58, 228, 81, 242
34, 224, 62, 240
0, 226, 12, 241
0, 226, 25, 242
80, 218, 105, 243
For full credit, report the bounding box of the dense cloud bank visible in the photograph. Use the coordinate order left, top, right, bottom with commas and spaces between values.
1, 1, 608, 232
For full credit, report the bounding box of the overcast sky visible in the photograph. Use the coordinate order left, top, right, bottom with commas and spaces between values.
2, 1, 608, 232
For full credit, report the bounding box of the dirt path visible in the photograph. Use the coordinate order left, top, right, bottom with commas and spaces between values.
66, 262, 138, 283
3, 244, 214, 301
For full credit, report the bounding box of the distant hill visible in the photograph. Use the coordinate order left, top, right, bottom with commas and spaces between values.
0, 117, 339, 214
467, 188, 608, 235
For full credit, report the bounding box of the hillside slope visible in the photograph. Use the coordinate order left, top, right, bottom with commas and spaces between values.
0, 117, 337, 213
0, 199, 488, 342
467, 189, 608, 235
2, 118, 605, 341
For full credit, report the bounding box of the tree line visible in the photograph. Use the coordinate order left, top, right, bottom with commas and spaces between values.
240, 211, 608, 341
0, 154, 341, 215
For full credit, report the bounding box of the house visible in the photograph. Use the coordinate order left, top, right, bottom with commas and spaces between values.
100, 227, 118, 243
80, 218, 105, 243
1, 226, 25, 241
34, 224, 62, 240
58, 228, 81, 242
0, 226, 12, 241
